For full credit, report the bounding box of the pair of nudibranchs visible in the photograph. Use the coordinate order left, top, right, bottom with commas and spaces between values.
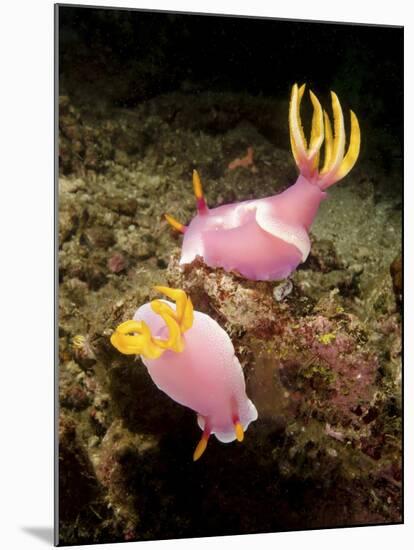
111, 84, 361, 460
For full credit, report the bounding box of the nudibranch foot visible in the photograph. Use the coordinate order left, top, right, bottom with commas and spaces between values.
110, 286, 258, 460
165, 84, 361, 281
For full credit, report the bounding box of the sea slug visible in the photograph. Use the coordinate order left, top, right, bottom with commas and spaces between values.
110, 286, 258, 460
165, 84, 360, 280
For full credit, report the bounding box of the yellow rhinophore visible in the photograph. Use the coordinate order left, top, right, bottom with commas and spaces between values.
289, 83, 360, 188
164, 213, 187, 234
192, 169, 204, 200
193, 433, 209, 461
234, 421, 244, 442
110, 286, 194, 359
192, 169, 208, 213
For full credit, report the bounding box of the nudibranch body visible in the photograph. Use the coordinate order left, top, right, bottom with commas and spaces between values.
111, 286, 258, 460
165, 84, 361, 281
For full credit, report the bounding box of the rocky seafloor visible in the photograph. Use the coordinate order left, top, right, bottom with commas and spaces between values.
58, 90, 402, 545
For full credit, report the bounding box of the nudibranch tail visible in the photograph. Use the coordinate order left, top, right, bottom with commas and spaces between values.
289, 83, 360, 189
193, 169, 208, 214
164, 213, 187, 234
110, 286, 194, 359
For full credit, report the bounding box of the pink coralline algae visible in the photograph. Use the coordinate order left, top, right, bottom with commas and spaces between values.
108, 252, 127, 273
165, 84, 360, 281
297, 315, 378, 418
228, 146, 256, 171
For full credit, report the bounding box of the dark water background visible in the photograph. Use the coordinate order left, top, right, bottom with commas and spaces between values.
59, 6, 403, 177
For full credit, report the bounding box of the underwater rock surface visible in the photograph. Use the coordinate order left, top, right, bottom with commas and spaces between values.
58, 90, 402, 544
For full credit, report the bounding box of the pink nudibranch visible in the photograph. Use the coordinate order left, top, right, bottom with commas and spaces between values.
110, 286, 258, 461
165, 84, 361, 281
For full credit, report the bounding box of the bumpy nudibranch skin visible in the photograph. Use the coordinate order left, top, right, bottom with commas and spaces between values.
165, 84, 361, 281
110, 286, 258, 460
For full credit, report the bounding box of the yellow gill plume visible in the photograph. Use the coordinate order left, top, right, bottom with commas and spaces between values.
110, 286, 194, 359
289, 83, 360, 188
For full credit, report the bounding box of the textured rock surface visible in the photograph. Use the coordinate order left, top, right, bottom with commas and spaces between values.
55, 5, 406, 542
58, 78, 402, 546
